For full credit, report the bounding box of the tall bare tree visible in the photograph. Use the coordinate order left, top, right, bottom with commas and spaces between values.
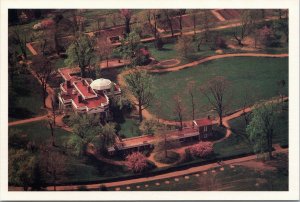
40, 146, 66, 191
120, 9, 132, 35
159, 10, 175, 37
31, 55, 55, 108
233, 10, 254, 46
173, 95, 185, 131
187, 81, 196, 125
125, 69, 154, 122
96, 37, 113, 68
177, 9, 186, 35
200, 76, 230, 126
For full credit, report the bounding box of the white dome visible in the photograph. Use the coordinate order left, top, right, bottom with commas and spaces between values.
90, 78, 112, 91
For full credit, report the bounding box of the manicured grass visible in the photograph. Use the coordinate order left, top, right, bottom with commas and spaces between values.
9, 120, 71, 146
108, 154, 288, 191
9, 70, 47, 121
118, 118, 141, 138
149, 57, 288, 120
213, 126, 252, 158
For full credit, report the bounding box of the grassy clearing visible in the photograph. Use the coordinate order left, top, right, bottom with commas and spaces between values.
108, 154, 288, 191
9, 70, 47, 121
149, 57, 288, 120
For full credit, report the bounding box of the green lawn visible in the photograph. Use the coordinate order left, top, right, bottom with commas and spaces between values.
149, 57, 288, 120
108, 155, 288, 191
9, 120, 71, 146
117, 118, 141, 138
9, 71, 47, 121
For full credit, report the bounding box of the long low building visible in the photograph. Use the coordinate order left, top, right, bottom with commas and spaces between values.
108, 118, 214, 155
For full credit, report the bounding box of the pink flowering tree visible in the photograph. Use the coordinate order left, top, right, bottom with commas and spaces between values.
125, 152, 148, 173
189, 142, 213, 158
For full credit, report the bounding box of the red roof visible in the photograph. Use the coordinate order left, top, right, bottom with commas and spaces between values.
72, 93, 107, 109
194, 118, 213, 127
73, 80, 97, 98
58, 67, 81, 81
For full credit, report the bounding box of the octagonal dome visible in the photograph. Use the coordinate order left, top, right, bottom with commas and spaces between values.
90, 78, 112, 91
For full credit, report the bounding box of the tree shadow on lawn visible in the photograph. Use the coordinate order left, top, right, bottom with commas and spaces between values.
85, 154, 127, 177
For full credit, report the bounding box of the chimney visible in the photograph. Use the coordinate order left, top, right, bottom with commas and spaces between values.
207, 115, 210, 120
81, 79, 85, 85
78, 95, 83, 103
66, 80, 71, 88
88, 86, 91, 93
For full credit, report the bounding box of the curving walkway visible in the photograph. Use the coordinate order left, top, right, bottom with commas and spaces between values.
149, 53, 288, 73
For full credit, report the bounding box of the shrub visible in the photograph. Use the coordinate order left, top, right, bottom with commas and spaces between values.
155, 38, 164, 50
125, 152, 148, 173
175, 36, 196, 60
215, 36, 227, 49
189, 142, 213, 158
140, 119, 159, 135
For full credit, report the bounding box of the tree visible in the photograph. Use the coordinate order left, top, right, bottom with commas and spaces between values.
200, 76, 230, 126
95, 123, 116, 154
258, 26, 280, 47
277, 79, 287, 110
115, 31, 142, 65
189, 142, 213, 158
199, 10, 216, 42
120, 9, 132, 35
96, 37, 113, 68
31, 55, 55, 108
68, 114, 102, 156
187, 81, 196, 124
65, 34, 97, 78
177, 9, 186, 35
125, 69, 154, 122
175, 36, 196, 60
233, 10, 254, 46
8, 43, 23, 83
145, 10, 159, 41
173, 95, 185, 131
9, 149, 44, 190
40, 146, 66, 191
158, 10, 176, 37
155, 124, 180, 159
10, 27, 28, 59
246, 103, 278, 159
188, 10, 199, 35
140, 119, 159, 135
125, 152, 148, 173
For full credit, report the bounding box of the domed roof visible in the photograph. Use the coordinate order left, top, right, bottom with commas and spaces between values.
90, 78, 112, 91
